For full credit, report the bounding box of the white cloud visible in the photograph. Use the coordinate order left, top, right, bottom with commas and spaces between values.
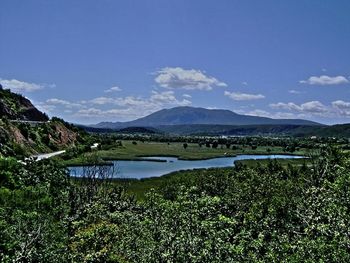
288, 89, 302, 94
76, 108, 105, 117
35, 103, 56, 113
89, 97, 116, 105
235, 109, 298, 119
75, 90, 192, 120
46, 98, 82, 108
87, 91, 191, 108
269, 100, 350, 119
182, 94, 192, 98
298, 101, 328, 113
270, 102, 299, 111
36, 98, 84, 114
224, 91, 265, 101
332, 100, 350, 109
0, 78, 47, 92
150, 90, 191, 106
245, 109, 270, 117
270, 101, 328, 114
104, 86, 122, 93
76, 107, 155, 120
154, 67, 227, 90
332, 100, 350, 116
241, 81, 248, 86
300, 75, 349, 85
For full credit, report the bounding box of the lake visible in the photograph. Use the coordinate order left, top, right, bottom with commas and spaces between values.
69, 155, 304, 179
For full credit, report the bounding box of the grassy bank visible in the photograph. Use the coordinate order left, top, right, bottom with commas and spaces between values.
63, 140, 308, 166
106, 157, 310, 200
234, 157, 310, 168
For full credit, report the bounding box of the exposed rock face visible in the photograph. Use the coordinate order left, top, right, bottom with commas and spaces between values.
54, 122, 77, 145
0, 88, 48, 121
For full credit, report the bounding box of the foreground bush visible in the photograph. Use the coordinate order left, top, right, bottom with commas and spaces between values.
1, 147, 350, 262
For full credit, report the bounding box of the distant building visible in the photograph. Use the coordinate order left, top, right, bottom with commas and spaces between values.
0, 84, 3, 90
91, 143, 99, 150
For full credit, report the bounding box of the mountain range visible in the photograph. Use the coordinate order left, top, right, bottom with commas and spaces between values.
93, 106, 320, 129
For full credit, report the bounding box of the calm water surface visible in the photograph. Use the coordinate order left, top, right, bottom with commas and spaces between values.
69, 155, 304, 179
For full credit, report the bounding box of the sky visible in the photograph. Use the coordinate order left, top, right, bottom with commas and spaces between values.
1, 0, 350, 125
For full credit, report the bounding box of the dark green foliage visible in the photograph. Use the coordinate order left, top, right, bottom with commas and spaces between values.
1, 146, 350, 262
0, 159, 70, 262
212, 141, 218, 148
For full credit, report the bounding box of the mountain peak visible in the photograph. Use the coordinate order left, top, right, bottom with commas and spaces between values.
93, 106, 320, 129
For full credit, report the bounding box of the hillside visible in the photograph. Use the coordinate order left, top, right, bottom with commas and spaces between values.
0, 85, 49, 121
0, 117, 86, 158
93, 106, 320, 129
0, 87, 87, 158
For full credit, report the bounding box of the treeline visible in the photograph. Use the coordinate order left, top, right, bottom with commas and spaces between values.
1, 146, 350, 262
92, 133, 350, 150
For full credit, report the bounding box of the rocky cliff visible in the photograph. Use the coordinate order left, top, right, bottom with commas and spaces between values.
0, 86, 49, 121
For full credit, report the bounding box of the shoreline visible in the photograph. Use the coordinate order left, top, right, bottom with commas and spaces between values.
66, 153, 306, 168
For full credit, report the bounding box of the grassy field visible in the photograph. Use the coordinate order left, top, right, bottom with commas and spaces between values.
63, 140, 308, 166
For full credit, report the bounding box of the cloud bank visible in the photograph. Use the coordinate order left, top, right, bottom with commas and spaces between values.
0, 78, 49, 92
300, 75, 349, 85
155, 67, 227, 90
224, 91, 265, 101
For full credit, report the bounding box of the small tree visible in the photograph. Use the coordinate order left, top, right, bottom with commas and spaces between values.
183, 143, 188, 150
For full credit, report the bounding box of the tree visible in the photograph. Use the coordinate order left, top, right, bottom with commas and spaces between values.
183, 143, 188, 150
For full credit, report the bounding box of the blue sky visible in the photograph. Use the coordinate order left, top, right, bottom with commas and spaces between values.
1, 0, 350, 124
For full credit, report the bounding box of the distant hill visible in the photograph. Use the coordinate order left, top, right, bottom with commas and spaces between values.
93, 106, 320, 129
118, 126, 159, 134
155, 124, 350, 137
0, 86, 49, 121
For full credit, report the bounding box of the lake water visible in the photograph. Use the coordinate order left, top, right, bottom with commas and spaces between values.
69, 155, 304, 179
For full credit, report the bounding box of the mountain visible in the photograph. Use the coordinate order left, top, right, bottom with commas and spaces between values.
93, 106, 321, 129
0, 85, 49, 121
